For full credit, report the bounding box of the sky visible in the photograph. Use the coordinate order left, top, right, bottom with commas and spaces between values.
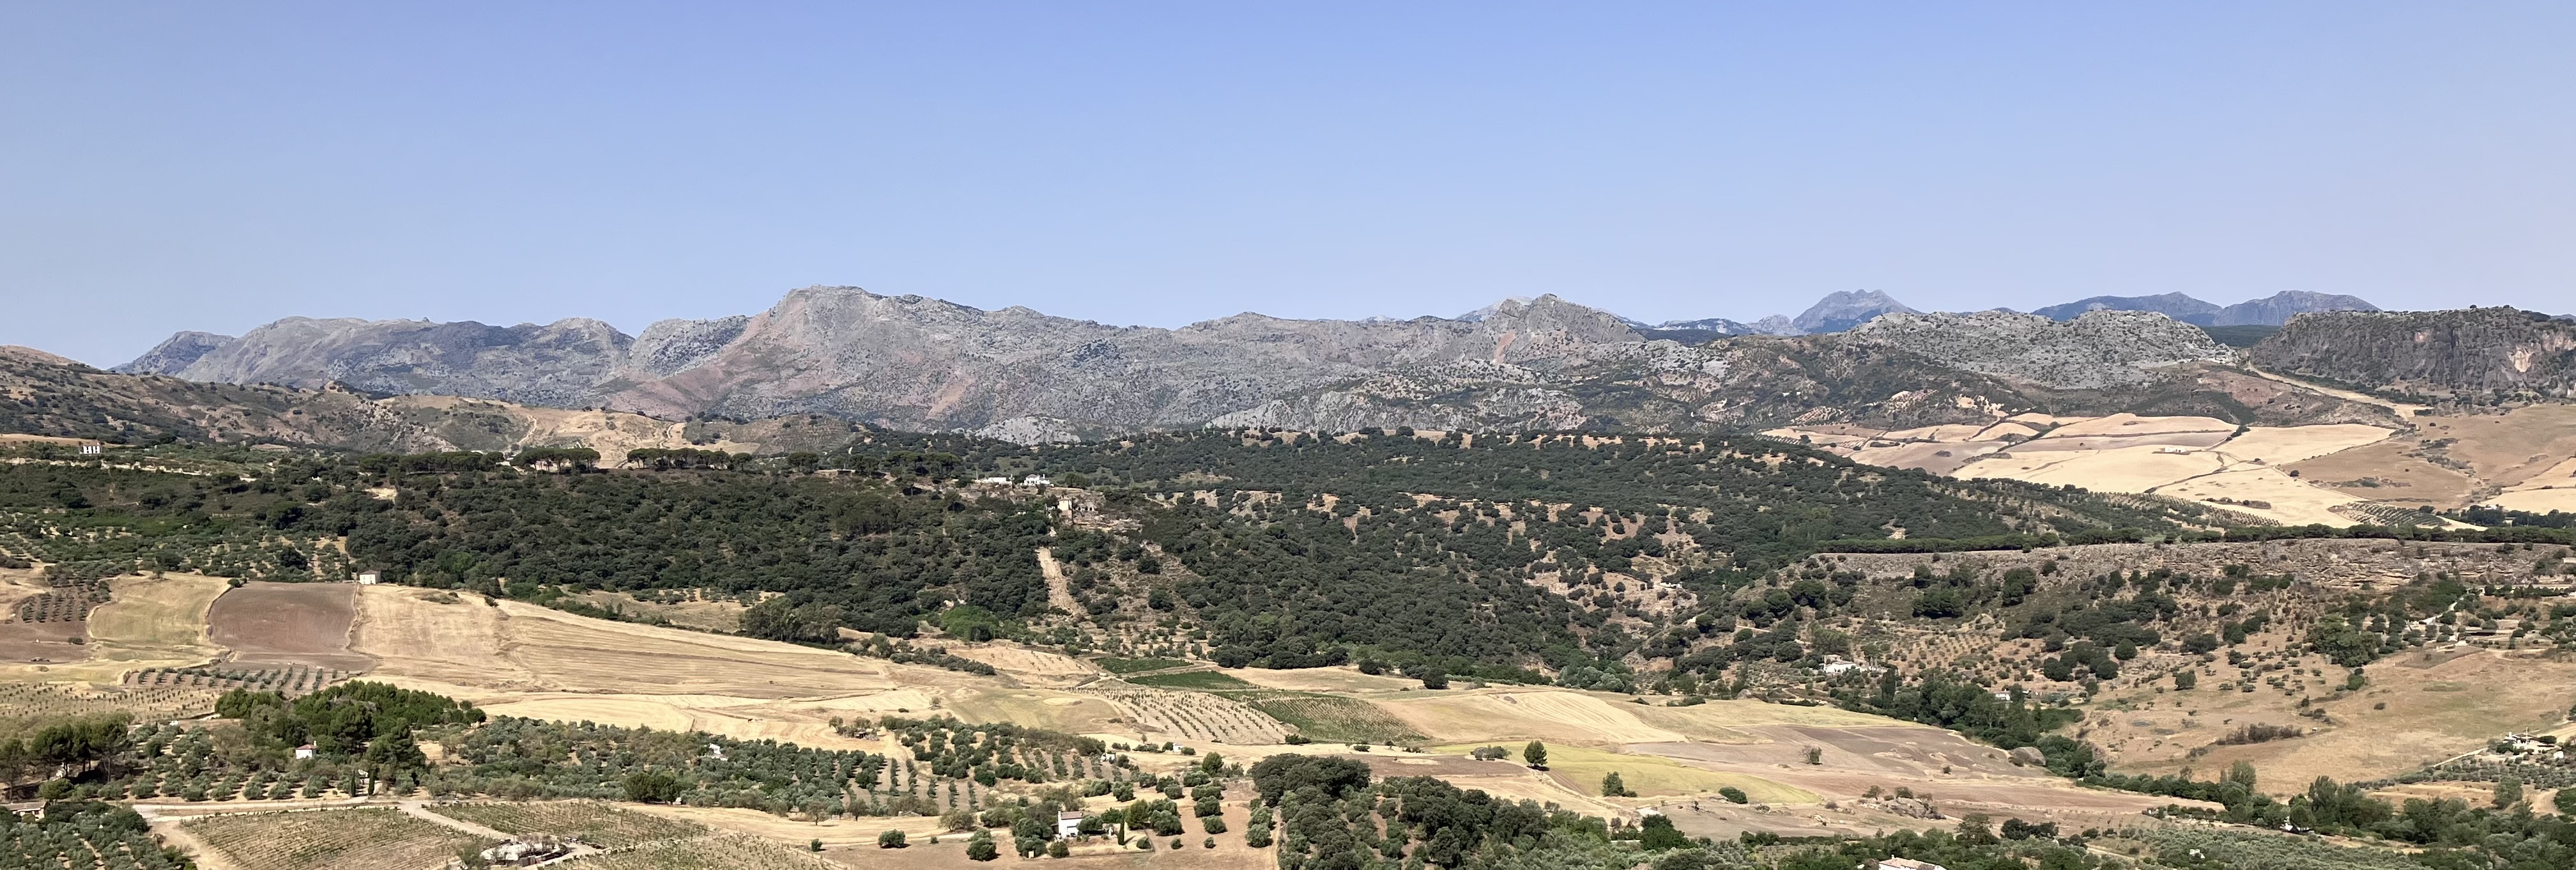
4, 3, 2572, 366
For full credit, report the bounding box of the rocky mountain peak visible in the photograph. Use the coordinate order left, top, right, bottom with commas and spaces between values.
112, 330, 237, 375
1791, 290, 1918, 334
2215, 290, 2379, 326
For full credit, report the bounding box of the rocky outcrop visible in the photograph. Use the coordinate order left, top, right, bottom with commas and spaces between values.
169, 316, 632, 407
1845, 309, 2233, 389
2249, 307, 2576, 398
112, 331, 236, 375
627, 315, 749, 378
2, 348, 855, 458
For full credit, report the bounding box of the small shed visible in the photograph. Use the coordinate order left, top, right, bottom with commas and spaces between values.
1056, 811, 1085, 838
293, 744, 316, 759
355, 571, 380, 586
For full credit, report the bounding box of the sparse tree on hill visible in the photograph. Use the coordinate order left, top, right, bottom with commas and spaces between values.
1522, 741, 1547, 770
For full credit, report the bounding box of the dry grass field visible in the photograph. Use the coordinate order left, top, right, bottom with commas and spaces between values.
1456, 743, 1816, 804
0, 573, 229, 683
2087, 646, 2576, 787
942, 642, 1097, 681
552, 834, 841, 870
0, 681, 220, 731
1775, 412, 2443, 525
565, 589, 749, 633
181, 807, 493, 870
1379, 688, 1695, 745
429, 801, 707, 848
339, 586, 1130, 747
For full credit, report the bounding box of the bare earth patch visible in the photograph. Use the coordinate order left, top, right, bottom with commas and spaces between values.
207, 581, 371, 671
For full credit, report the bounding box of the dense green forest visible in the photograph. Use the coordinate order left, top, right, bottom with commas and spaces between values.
0, 428, 2220, 676
3, 423, 2560, 687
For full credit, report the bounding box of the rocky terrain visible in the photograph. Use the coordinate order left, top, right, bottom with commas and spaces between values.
1843, 309, 2232, 389
2028, 290, 2378, 326
119, 286, 2388, 441
2, 345, 852, 460
2248, 307, 2576, 400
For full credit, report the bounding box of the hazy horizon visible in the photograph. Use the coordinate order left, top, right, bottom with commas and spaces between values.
7, 3, 2572, 366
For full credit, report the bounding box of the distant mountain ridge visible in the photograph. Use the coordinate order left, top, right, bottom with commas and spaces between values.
2027, 290, 2378, 327
102, 285, 2427, 441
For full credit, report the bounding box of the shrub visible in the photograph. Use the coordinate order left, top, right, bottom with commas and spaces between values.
878, 829, 907, 848
621, 772, 682, 804
2212, 724, 2303, 746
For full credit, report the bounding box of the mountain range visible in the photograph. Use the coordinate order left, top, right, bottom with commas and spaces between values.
2024, 290, 2379, 327
86, 286, 2406, 443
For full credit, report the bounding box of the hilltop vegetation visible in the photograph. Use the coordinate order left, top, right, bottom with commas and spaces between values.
0, 428, 2225, 678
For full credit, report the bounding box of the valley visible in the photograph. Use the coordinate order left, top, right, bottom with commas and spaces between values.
3, 301, 2574, 870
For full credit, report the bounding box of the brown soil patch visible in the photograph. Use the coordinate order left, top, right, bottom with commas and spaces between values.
2289, 438, 2478, 508
0, 619, 88, 664
208, 582, 371, 671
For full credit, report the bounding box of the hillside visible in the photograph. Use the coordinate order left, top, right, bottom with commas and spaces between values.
2250, 306, 2576, 401
0, 345, 859, 461
5, 409, 2576, 870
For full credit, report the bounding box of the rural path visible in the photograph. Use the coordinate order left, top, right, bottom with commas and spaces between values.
1034, 548, 1083, 616
2244, 366, 2430, 417
144, 821, 245, 870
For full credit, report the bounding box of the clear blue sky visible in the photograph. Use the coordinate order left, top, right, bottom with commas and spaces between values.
4, 3, 2572, 365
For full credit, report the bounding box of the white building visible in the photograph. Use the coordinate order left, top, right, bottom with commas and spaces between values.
355, 571, 380, 586
1880, 858, 1947, 870
1056, 811, 1085, 838
78, 443, 102, 456
1021, 474, 1052, 488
